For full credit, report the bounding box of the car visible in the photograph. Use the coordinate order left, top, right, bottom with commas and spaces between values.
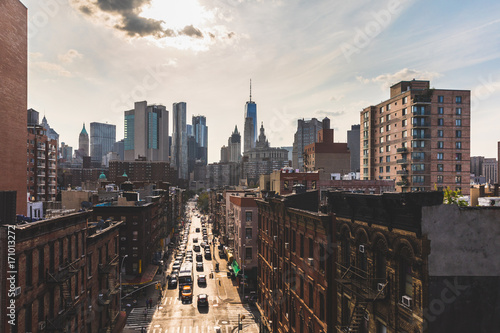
173, 260, 181, 266
197, 294, 209, 307
204, 252, 211, 260
196, 228, 200, 232
187, 250, 193, 255
193, 245, 201, 252
196, 262, 204, 271
198, 274, 207, 285
193, 237, 198, 243
176, 255, 184, 261
196, 254, 203, 262
168, 274, 178, 289
200, 242, 207, 248
172, 263, 181, 271
219, 251, 226, 259
181, 285, 193, 301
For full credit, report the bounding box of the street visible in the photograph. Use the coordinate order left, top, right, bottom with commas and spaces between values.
123, 199, 259, 333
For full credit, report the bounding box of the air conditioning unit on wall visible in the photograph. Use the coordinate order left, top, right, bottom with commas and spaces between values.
307, 258, 314, 266
402, 295, 412, 308
359, 245, 365, 253
284, 242, 289, 249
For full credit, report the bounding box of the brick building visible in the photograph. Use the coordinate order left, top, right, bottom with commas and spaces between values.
361, 80, 471, 195
27, 115, 58, 202
0, 0, 28, 215
256, 191, 336, 333
260, 169, 320, 195
0, 212, 125, 333
303, 118, 350, 175
108, 160, 177, 185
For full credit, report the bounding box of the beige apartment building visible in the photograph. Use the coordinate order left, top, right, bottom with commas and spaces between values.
360, 80, 470, 195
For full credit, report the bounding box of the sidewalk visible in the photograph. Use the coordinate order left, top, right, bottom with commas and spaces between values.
211, 236, 244, 304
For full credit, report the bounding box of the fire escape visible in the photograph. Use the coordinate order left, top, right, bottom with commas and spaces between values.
336, 263, 388, 333
97, 254, 120, 333
46, 257, 83, 332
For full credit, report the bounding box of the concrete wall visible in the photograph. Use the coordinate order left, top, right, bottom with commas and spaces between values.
422, 205, 500, 276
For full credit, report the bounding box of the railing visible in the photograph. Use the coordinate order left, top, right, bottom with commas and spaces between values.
396, 181, 409, 186
397, 159, 408, 164
98, 254, 119, 275
336, 263, 388, 301
47, 257, 82, 284
396, 170, 408, 175
396, 147, 408, 153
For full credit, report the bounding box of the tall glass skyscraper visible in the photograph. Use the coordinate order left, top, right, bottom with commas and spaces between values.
244, 79, 257, 152
124, 101, 169, 161
192, 115, 208, 165
172, 102, 188, 179
90, 122, 116, 164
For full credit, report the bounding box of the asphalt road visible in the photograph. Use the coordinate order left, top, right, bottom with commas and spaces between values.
123, 199, 259, 333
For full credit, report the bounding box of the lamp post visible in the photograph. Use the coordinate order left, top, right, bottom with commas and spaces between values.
242, 244, 246, 301
119, 254, 128, 311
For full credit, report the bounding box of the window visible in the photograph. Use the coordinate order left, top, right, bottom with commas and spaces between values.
386, 156, 390, 163
386, 135, 391, 141
456, 130, 462, 138
380, 127, 384, 133
319, 244, 325, 271
437, 141, 444, 149
411, 152, 425, 160
38, 247, 44, 283
319, 292, 325, 320
25, 303, 32, 333
437, 153, 444, 160
300, 234, 304, 257
456, 107, 462, 115
437, 164, 444, 172
455, 176, 462, 183
437, 175, 443, 183
245, 228, 252, 239
59, 239, 64, 265
455, 142, 462, 149
26, 252, 33, 286
455, 119, 462, 126
245, 211, 252, 221
132, 231, 138, 241
300, 276, 304, 299
341, 238, 350, 266
386, 124, 391, 131
438, 118, 444, 126
245, 247, 252, 259
387, 104, 391, 111
377, 322, 388, 333
311, 180, 316, 189
399, 257, 413, 300
380, 116, 384, 124
68, 236, 72, 261
379, 157, 383, 163
456, 153, 462, 161
438, 107, 444, 114
438, 95, 444, 103
456, 96, 462, 104
456, 164, 462, 172
438, 130, 444, 137
379, 167, 384, 173
402, 130, 408, 138
411, 164, 425, 171
379, 147, 384, 153
386, 114, 391, 121
379, 137, 384, 143
380, 107, 384, 113
38, 296, 45, 325
402, 108, 407, 115
412, 175, 424, 183
309, 238, 314, 259
386, 145, 390, 152
386, 166, 390, 172
403, 96, 408, 104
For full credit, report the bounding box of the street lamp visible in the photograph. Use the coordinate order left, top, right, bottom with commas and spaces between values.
242, 244, 246, 301
119, 254, 128, 311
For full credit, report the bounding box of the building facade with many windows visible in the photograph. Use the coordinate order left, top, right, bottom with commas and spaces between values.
360, 80, 470, 195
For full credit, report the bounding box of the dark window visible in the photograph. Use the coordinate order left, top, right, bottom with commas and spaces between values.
38, 247, 44, 283
437, 175, 443, 183
319, 292, 325, 320
341, 239, 350, 266
245, 228, 252, 239
49, 242, 55, 272
245, 211, 252, 221
300, 276, 304, 299
68, 236, 72, 261
25, 303, 32, 333
438, 95, 444, 103
308, 283, 314, 309
438, 107, 444, 114
49, 290, 54, 318
455, 96, 462, 104
375, 251, 386, 280
437, 164, 444, 172
26, 252, 33, 286
437, 118, 444, 126
341, 296, 349, 325
319, 244, 325, 271
308, 239, 314, 259
38, 296, 45, 323
88, 253, 92, 277
75, 233, 79, 258
399, 258, 413, 300
456, 164, 462, 172
59, 239, 64, 266
456, 130, 462, 138
245, 247, 252, 260
300, 234, 304, 257
437, 130, 443, 138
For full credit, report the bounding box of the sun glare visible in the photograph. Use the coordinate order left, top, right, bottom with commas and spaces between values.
141, 0, 212, 30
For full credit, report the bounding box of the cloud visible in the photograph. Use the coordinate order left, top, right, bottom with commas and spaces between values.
356, 68, 442, 89
314, 110, 346, 118
31, 61, 73, 77
79, 5, 93, 15
58, 49, 83, 63
179, 25, 203, 38
117, 12, 174, 38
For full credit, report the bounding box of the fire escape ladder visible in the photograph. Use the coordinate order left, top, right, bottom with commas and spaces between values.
347, 300, 368, 333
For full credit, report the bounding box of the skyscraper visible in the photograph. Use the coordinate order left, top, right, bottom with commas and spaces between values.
228, 126, 241, 163
0, 0, 27, 216
244, 80, 257, 151
361, 80, 471, 195
78, 123, 90, 157
192, 115, 208, 165
124, 101, 169, 162
347, 124, 361, 173
244, 117, 254, 153
292, 118, 323, 170
90, 122, 116, 164
172, 102, 188, 179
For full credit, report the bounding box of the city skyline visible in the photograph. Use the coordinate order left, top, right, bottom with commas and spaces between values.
22, 0, 500, 163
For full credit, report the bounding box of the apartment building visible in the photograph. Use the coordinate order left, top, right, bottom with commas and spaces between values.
360, 80, 470, 195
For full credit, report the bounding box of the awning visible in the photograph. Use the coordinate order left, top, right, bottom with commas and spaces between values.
122, 265, 158, 285
232, 260, 241, 276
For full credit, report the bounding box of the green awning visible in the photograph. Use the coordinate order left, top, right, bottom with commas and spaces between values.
232, 260, 241, 275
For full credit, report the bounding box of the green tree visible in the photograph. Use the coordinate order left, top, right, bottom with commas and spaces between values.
442, 186, 468, 207
197, 192, 209, 214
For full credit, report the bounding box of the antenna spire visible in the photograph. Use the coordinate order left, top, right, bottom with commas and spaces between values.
249, 79, 252, 102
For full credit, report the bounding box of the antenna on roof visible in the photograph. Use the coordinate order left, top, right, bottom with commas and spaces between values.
249, 79, 252, 102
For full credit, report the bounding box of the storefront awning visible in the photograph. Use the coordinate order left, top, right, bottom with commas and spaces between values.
232, 260, 241, 276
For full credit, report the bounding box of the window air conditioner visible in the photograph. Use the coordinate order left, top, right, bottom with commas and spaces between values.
273, 236, 277, 241
284, 242, 289, 249
359, 245, 365, 253
14, 286, 21, 297
39, 321, 46, 330
402, 295, 412, 307
377, 283, 385, 291
307, 258, 314, 266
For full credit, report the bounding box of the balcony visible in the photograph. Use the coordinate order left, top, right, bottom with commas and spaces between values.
396, 181, 409, 187
412, 134, 431, 139
397, 159, 408, 165
98, 254, 119, 275
396, 170, 408, 175
47, 257, 82, 284
336, 263, 388, 301
412, 121, 431, 127
396, 147, 408, 153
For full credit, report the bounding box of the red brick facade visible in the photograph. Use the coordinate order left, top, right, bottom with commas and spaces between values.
0, 0, 28, 215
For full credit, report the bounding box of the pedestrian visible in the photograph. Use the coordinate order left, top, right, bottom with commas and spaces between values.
143, 308, 147, 321
149, 298, 153, 308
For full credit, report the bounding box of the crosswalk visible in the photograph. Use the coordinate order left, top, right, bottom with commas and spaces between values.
132, 326, 239, 333
160, 296, 220, 306
125, 307, 157, 330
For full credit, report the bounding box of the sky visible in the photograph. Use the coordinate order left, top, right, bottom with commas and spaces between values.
21, 0, 500, 163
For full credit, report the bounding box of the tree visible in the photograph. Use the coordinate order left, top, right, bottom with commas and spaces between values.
442, 186, 468, 207
197, 192, 209, 214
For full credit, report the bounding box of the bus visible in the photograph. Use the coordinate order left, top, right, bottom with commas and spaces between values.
178, 262, 193, 287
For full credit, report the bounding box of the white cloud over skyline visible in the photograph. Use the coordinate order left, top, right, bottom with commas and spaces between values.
22, 0, 500, 162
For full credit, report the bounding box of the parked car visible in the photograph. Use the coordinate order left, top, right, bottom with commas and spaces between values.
168, 274, 178, 289
197, 294, 209, 307
196, 254, 203, 262
196, 262, 204, 271
196, 228, 200, 232
193, 237, 198, 243
193, 245, 201, 252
